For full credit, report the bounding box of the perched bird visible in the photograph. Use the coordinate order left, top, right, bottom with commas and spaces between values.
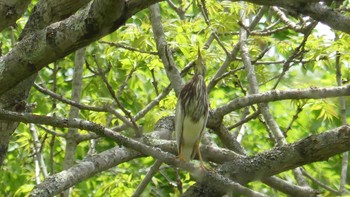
175, 48, 209, 164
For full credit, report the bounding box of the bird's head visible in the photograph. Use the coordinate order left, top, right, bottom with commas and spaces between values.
195, 47, 206, 77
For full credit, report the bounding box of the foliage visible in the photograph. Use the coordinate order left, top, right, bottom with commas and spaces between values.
0, 0, 349, 196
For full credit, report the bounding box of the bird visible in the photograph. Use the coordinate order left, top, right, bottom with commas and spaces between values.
175, 47, 209, 165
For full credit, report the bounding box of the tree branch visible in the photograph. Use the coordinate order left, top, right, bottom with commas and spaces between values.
30, 146, 142, 196
0, 109, 348, 195
149, 3, 183, 95
19, 0, 90, 39
33, 83, 106, 112
99, 41, 158, 55
210, 85, 350, 124
62, 47, 86, 196
262, 176, 317, 196
220, 125, 350, 184
231, 1, 350, 35
25, 114, 260, 196
0, 0, 30, 32
207, 6, 267, 92
0, 0, 164, 95
299, 3, 350, 35
132, 159, 163, 196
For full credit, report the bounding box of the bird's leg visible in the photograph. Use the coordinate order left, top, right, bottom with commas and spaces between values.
177, 146, 187, 162
195, 141, 208, 170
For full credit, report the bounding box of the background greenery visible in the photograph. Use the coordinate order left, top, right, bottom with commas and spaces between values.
0, 0, 349, 196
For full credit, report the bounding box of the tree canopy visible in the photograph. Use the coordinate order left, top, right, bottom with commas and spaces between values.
0, 0, 349, 196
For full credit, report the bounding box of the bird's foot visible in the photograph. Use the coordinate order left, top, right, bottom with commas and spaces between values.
198, 160, 217, 172
177, 154, 187, 162
199, 161, 211, 171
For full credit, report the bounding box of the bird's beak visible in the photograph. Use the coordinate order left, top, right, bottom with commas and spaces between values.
196, 47, 205, 76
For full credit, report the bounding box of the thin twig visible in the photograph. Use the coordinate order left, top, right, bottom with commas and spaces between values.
207, 6, 268, 92
197, 0, 229, 55
252, 46, 271, 64
37, 125, 66, 138
166, 0, 185, 20
88, 58, 140, 136
99, 41, 158, 55
283, 104, 303, 136
35, 81, 137, 131
34, 83, 106, 112
105, 105, 135, 128
272, 21, 317, 89
150, 69, 159, 95
251, 25, 289, 36
254, 59, 312, 65
301, 168, 340, 194
49, 61, 59, 175
228, 110, 260, 131
132, 160, 163, 197
117, 67, 136, 97
29, 124, 48, 183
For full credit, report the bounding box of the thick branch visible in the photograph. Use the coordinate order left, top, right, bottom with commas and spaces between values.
0, 0, 163, 95
185, 125, 350, 196
20, 0, 90, 39
30, 147, 141, 196
220, 125, 350, 184
299, 3, 350, 35
0, 0, 94, 167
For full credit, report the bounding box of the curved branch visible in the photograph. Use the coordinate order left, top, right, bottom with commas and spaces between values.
210, 85, 350, 125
